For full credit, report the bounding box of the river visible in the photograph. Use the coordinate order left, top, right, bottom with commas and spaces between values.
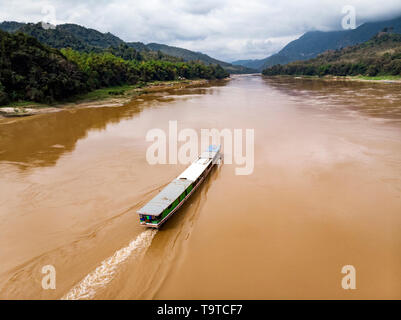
0, 75, 400, 299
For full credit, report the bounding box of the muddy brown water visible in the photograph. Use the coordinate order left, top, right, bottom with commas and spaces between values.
0, 75, 400, 299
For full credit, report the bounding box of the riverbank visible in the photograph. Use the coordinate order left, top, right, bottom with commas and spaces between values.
264, 74, 401, 84
328, 75, 401, 83
0, 79, 216, 118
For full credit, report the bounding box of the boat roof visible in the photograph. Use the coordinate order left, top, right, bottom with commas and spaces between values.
177, 145, 220, 181
137, 179, 193, 216
137, 145, 221, 217
177, 157, 212, 181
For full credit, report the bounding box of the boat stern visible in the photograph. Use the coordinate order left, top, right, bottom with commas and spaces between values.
138, 213, 161, 228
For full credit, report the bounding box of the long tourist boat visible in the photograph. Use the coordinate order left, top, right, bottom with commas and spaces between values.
137, 145, 221, 228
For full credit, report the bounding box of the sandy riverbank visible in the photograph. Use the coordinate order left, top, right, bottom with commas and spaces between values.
0, 79, 217, 119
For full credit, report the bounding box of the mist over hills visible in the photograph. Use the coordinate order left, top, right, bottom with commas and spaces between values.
262, 32, 401, 77
232, 16, 401, 71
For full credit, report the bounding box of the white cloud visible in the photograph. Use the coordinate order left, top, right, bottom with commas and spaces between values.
1, 0, 401, 61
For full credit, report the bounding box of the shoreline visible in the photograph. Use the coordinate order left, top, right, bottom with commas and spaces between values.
2, 73, 396, 119
0, 78, 220, 119
263, 74, 401, 84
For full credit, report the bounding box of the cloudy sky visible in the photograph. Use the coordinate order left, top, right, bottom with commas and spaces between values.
1, 0, 401, 62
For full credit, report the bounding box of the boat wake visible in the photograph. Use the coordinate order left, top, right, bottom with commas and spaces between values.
61, 229, 157, 300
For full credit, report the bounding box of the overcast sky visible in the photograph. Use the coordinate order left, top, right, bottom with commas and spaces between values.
1, 0, 401, 62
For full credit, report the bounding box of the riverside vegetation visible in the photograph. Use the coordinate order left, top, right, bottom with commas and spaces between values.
0, 30, 228, 106
262, 32, 401, 78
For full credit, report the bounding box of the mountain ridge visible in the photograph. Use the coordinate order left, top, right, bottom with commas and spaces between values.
262, 32, 401, 77
233, 16, 401, 71
0, 21, 256, 74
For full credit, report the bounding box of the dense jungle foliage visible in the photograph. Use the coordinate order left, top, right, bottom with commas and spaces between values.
0, 30, 228, 105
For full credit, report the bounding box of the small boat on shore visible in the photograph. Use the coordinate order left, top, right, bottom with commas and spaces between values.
137, 145, 221, 228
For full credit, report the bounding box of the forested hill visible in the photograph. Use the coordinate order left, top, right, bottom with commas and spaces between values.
144, 43, 254, 74
0, 30, 88, 105
0, 21, 256, 74
0, 21, 25, 33
0, 30, 229, 106
262, 32, 401, 77
233, 15, 401, 71
6, 23, 180, 62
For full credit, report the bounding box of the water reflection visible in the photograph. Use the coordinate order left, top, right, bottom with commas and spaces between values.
0, 85, 221, 169
262, 76, 401, 121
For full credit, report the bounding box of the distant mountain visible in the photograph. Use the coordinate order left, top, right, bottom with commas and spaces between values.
231, 59, 266, 71
16, 23, 98, 52
147, 43, 229, 65
262, 32, 401, 77
0, 21, 256, 74
134, 42, 255, 73
58, 24, 123, 48
0, 21, 25, 33
233, 16, 401, 71
127, 41, 149, 52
